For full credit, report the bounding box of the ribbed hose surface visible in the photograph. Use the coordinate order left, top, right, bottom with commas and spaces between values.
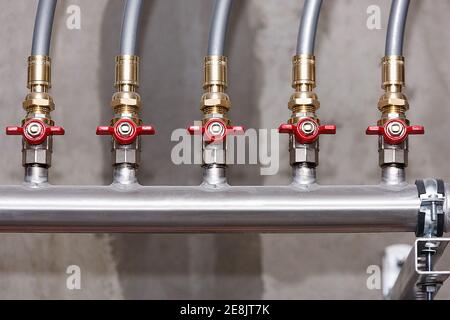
31, 0, 57, 55
296, 0, 323, 55
385, 0, 410, 56
120, 0, 143, 55
207, 0, 233, 56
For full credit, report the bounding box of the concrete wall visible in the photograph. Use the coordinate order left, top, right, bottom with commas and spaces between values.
0, 0, 449, 299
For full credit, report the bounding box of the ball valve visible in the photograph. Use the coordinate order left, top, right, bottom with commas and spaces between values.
188, 119, 245, 143
278, 117, 336, 144
366, 119, 424, 145
96, 119, 155, 145
6, 119, 65, 145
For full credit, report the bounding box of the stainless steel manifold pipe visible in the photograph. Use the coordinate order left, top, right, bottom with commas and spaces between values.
3, 0, 445, 236
0, 183, 446, 233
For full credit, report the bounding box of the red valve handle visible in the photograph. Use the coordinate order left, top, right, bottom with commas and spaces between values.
6, 119, 65, 145
96, 118, 155, 145
187, 119, 245, 143
366, 119, 424, 145
278, 117, 336, 144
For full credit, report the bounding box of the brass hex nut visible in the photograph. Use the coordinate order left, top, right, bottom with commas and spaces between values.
381, 56, 405, 88
23, 92, 55, 111
27, 55, 51, 89
111, 91, 141, 108
115, 55, 139, 88
201, 92, 230, 110
203, 55, 228, 89
377, 92, 409, 110
288, 92, 320, 110
292, 54, 316, 88
378, 98, 409, 109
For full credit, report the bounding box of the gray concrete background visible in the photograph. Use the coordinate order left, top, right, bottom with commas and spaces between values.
0, 0, 449, 299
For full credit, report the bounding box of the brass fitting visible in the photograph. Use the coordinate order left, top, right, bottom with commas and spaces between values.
192, 55, 243, 168
377, 55, 409, 125
111, 55, 141, 124
288, 55, 320, 124
283, 55, 324, 167
201, 55, 230, 123
27, 55, 51, 90
23, 55, 54, 124
10, 55, 63, 169
102, 54, 150, 168
370, 55, 418, 170
292, 54, 316, 90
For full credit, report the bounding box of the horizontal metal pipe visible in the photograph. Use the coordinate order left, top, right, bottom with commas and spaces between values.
0, 183, 431, 233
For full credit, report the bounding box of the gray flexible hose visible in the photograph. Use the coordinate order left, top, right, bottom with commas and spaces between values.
120, 0, 143, 55
296, 0, 323, 55
385, 0, 410, 56
31, 0, 57, 55
207, 0, 233, 56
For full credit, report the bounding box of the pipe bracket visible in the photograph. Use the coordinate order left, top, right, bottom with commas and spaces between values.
415, 179, 445, 237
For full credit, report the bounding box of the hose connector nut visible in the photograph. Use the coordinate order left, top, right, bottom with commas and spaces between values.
23, 92, 55, 112
115, 55, 139, 88
378, 92, 409, 111
201, 92, 231, 112
382, 56, 405, 88
203, 56, 227, 89
27, 55, 51, 89
292, 54, 316, 88
111, 91, 141, 110
288, 91, 320, 111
